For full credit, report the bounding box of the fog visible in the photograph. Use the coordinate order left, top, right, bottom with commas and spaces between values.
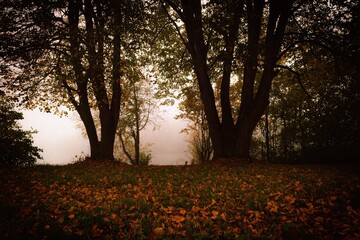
20, 106, 190, 165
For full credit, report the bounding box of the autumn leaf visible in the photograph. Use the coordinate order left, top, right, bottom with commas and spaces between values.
154, 227, 164, 235
58, 216, 65, 223
295, 181, 303, 191
211, 210, 219, 219
179, 208, 187, 215
266, 201, 278, 213
329, 196, 337, 201
68, 214, 75, 219
191, 206, 201, 213
111, 213, 117, 220
285, 195, 296, 204
170, 215, 185, 223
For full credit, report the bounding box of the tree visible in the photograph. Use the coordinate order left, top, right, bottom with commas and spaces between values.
0, 92, 42, 167
117, 57, 157, 166
178, 84, 213, 163
250, 0, 360, 163
160, 0, 296, 160
159, 0, 358, 162
0, 0, 146, 160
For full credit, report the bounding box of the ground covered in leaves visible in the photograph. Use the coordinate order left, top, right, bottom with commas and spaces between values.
1, 161, 359, 239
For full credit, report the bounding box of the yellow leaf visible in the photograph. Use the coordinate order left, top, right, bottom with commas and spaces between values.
68, 214, 75, 219
220, 213, 226, 221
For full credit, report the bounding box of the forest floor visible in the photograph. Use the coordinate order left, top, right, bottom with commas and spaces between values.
1, 161, 359, 239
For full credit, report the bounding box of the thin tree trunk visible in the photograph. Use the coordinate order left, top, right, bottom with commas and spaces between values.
265, 108, 270, 161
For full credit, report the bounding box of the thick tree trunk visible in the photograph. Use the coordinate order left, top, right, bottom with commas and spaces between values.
166, 0, 294, 162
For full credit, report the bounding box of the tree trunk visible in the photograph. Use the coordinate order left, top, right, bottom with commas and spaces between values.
165, 0, 294, 162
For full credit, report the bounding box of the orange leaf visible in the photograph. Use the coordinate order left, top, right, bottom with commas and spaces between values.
171, 215, 185, 223
68, 214, 75, 219
111, 213, 117, 220
211, 210, 219, 219
266, 201, 278, 213
285, 195, 296, 204
179, 208, 187, 215
68, 206, 76, 213
154, 227, 164, 235
191, 206, 201, 213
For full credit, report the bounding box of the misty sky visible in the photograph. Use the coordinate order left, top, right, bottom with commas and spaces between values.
20, 106, 190, 165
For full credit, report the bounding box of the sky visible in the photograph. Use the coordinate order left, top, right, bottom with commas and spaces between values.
20, 105, 190, 165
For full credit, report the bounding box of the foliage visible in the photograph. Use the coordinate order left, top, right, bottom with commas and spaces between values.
0, 93, 42, 167
187, 124, 213, 164
0, 162, 359, 239
250, 1, 360, 163
178, 84, 213, 163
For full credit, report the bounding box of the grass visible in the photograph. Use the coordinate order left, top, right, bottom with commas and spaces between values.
0, 161, 359, 239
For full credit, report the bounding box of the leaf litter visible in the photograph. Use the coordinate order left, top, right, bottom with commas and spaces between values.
0, 163, 359, 239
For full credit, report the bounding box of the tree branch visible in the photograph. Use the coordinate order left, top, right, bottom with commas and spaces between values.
160, 1, 187, 47
275, 64, 312, 99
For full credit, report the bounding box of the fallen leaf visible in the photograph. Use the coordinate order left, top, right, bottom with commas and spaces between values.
179, 208, 187, 215
171, 215, 185, 223
211, 210, 219, 219
285, 195, 296, 204
154, 227, 164, 235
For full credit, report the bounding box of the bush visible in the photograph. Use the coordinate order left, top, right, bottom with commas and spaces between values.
0, 93, 43, 167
